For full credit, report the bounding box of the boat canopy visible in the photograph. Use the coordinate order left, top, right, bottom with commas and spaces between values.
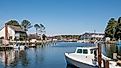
75, 47, 97, 55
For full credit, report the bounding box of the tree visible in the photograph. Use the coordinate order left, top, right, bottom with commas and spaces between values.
21, 20, 32, 44
104, 18, 117, 40
115, 17, 121, 40
34, 24, 40, 37
21, 20, 33, 32
38, 24, 45, 40
6, 20, 20, 26
39, 24, 45, 32
42, 34, 46, 40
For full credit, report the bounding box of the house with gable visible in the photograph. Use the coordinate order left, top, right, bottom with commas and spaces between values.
0, 24, 26, 41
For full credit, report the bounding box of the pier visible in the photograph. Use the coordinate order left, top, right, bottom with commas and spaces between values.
0, 46, 13, 50
0, 40, 56, 51
97, 43, 121, 68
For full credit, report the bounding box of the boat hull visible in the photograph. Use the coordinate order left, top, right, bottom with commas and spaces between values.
65, 53, 98, 68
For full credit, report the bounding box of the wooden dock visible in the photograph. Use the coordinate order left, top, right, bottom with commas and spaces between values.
9, 40, 53, 44
0, 40, 55, 51
98, 43, 121, 68
0, 46, 13, 50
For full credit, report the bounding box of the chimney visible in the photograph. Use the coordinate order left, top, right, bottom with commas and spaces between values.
5, 23, 8, 40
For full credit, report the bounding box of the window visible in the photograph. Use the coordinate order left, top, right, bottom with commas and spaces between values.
77, 49, 82, 53
90, 49, 93, 54
83, 49, 88, 54
9, 36, 12, 40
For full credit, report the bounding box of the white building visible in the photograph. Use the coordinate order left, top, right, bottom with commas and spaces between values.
80, 33, 104, 41
90, 33, 104, 39
0, 25, 26, 41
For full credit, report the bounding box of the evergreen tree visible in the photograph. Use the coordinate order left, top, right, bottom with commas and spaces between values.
21, 20, 33, 32
105, 18, 117, 39
21, 20, 32, 43
6, 20, 20, 26
34, 24, 40, 38
115, 17, 121, 40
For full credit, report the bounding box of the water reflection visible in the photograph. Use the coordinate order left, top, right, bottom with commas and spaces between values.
0, 50, 15, 67
117, 45, 121, 55
102, 43, 121, 59
0, 42, 97, 68
19, 50, 29, 68
0, 50, 29, 68
31, 48, 44, 64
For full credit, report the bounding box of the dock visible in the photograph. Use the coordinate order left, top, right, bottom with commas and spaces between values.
0, 46, 13, 50
98, 43, 121, 68
0, 40, 56, 51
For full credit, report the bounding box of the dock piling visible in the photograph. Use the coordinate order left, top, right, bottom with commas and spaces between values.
98, 43, 102, 68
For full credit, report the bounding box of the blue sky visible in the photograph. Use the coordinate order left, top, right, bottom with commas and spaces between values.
0, 0, 121, 36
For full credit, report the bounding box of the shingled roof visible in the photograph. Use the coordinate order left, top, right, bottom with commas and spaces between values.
8, 25, 25, 32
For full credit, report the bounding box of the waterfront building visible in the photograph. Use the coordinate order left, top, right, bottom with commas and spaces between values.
80, 32, 104, 43
28, 34, 38, 43
0, 24, 26, 41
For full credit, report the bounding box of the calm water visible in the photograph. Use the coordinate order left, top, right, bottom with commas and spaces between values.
102, 43, 121, 59
0, 42, 95, 68
0, 42, 120, 68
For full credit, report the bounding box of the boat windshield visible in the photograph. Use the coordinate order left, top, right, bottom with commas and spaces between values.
83, 49, 88, 54
90, 49, 93, 54
77, 49, 82, 53
77, 49, 88, 54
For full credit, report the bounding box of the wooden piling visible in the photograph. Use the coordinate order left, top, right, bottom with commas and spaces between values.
103, 59, 105, 68
98, 43, 102, 68
5, 23, 8, 40
103, 59, 109, 68
105, 60, 109, 68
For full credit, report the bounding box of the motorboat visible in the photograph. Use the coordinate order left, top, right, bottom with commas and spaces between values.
65, 47, 98, 68
65, 46, 121, 68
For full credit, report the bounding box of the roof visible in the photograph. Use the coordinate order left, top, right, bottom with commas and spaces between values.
28, 34, 40, 39
82, 33, 104, 36
76, 47, 97, 50
8, 25, 25, 32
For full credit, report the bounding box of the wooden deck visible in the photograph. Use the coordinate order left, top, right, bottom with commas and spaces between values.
0, 46, 13, 50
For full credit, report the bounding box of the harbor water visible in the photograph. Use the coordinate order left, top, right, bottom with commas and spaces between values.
0, 42, 120, 68
102, 43, 121, 59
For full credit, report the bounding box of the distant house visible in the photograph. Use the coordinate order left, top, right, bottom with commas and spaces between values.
28, 34, 47, 41
80, 32, 104, 41
29, 34, 40, 39
28, 34, 39, 43
0, 25, 26, 41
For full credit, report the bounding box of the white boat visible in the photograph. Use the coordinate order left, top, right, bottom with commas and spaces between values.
13, 43, 20, 49
65, 47, 98, 68
65, 46, 121, 68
